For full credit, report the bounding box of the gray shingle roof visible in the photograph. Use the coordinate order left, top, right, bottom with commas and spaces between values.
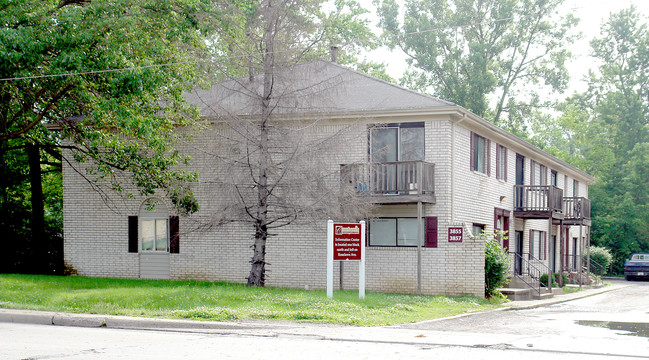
185, 60, 455, 117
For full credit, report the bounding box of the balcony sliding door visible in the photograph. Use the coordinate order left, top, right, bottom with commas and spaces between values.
369, 123, 424, 194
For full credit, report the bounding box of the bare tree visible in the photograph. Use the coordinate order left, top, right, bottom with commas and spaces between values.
191, 0, 376, 286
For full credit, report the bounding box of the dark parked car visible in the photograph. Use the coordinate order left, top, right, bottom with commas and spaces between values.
624, 253, 649, 281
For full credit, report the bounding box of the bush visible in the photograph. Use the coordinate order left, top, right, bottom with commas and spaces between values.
485, 238, 511, 297
584, 246, 613, 276
540, 273, 564, 287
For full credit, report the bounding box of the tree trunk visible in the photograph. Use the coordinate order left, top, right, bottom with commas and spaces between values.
247, 0, 275, 287
27, 144, 46, 274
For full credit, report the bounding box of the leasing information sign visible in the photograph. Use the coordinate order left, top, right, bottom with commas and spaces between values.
333, 223, 362, 261
327, 220, 366, 299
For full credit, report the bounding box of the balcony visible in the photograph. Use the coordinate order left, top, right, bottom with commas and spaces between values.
563, 197, 591, 226
513, 185, 564, 220
341, 161, 436, 204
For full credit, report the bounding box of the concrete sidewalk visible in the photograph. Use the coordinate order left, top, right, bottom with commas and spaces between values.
0, 282, 628, 332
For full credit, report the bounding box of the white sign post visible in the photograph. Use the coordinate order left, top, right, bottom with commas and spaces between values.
327, 220, 365, 299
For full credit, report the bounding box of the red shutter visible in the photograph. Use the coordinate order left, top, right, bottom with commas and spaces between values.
169, 216, 180, 254
128, 216, 138, 253
470, 132, 475, 171
530, 160, 535, 185
486, 139, 491, 176
542, 232, 547, 260
425, 217, 438, 248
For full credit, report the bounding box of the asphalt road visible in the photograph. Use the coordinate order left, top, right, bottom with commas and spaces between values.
1, 279, 647, 359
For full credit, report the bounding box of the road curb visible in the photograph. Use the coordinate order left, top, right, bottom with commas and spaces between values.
0, 309, 54, 326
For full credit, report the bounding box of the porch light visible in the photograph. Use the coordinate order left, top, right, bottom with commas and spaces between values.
500, 196, 507, 202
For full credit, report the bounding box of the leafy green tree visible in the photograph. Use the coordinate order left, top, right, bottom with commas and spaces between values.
375, 0, 578, 130
0, 0, 210, 273
585, 7, 649, 274
540, 7, 649, 274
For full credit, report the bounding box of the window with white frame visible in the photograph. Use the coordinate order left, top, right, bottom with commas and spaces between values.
573, 179, 579, 197
551, 170, 558, 187
496, 144, 507, 180
471, 133, 489, 174
141, 218, 169, 252
139, 200, 170, 252
369, 218, 418, 247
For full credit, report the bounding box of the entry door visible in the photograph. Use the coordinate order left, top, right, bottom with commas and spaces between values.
515, 231, 523, 275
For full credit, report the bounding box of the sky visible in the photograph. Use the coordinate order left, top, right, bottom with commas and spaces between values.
357, 0, 649, 96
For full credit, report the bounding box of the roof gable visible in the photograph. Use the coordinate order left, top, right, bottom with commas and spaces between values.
185, 60, 454, 117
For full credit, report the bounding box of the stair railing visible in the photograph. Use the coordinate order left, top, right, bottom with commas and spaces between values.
511, 253, 551, 297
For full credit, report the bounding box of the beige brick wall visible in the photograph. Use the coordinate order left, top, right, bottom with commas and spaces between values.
63, 113, 590, 298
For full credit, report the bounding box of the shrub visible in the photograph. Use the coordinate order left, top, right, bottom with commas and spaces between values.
584, 246, 613, 276
485, 238, 511, 297
540, 273, 562, 287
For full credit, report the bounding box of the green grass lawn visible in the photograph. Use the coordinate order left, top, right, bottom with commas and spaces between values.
0, 274, 502, 326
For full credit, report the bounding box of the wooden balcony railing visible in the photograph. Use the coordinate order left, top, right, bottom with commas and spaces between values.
563, 197, 591, 223
514, 185, 564, 218
341, 161, 435, 203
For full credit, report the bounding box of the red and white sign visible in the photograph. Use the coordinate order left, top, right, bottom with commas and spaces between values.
327, 220, 366, 299
333, 223, 362, 261
448, 227, 463, 243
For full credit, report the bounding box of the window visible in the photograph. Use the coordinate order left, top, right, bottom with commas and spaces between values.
472, 223, 485, 236
369, 218, 418, 246
573, 179, 579, 197
128, 199, 180, 254
370, 122, 424, 162
551, 170, 558, 187
496, 144, 507, 181
471, 132, 490, 174
529, 230, 546, 260
141, 218, 168, 252
369, 217, 437, 247
539, 164, 547, 185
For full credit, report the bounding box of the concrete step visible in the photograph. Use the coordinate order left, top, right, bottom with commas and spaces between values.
533, 292, 554, 300
506, 276, 539, 289
499, 287, 531, 301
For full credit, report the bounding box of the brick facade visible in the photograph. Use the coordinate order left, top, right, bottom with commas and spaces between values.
62, 61, 595, 298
